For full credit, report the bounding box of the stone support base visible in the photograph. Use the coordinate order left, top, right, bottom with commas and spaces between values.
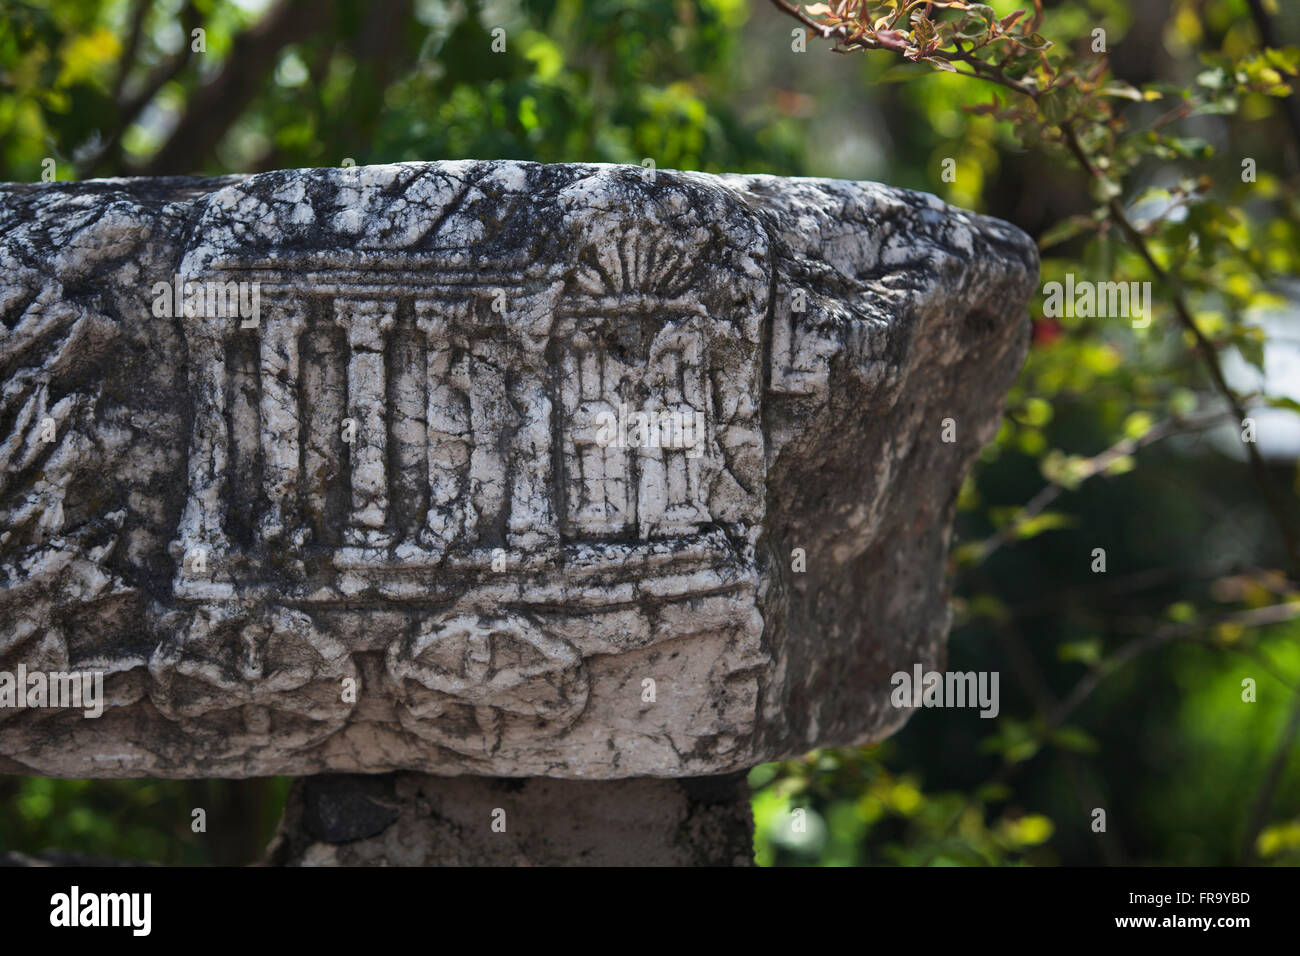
264, 772, 754, 866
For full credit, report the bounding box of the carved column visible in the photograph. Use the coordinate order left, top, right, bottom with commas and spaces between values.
335, 297, 395, 548
416, 301, 471, 554
258, 300, 308, 547
177, 324, 232, 558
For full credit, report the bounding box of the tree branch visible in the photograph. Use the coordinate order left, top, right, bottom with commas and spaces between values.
140, 0, 333, 176
81, 1, 201, 178
110, 0, 151, 104
966, 407, 1238, 567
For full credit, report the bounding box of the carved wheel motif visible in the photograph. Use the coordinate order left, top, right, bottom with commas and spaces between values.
148, 605, 358, 754
387, 611, 588, 757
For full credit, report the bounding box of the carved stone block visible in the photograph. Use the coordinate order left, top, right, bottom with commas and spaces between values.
0, 162, 1036, 778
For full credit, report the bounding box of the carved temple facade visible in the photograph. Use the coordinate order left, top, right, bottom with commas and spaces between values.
172, 263, 734, 601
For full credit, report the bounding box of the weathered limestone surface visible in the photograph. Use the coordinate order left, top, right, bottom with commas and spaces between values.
264, 772, 755, 866
0, 161, 1036, 779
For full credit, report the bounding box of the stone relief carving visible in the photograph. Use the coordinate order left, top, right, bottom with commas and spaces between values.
387, 610, 588, 757
0, 162, 1036, 778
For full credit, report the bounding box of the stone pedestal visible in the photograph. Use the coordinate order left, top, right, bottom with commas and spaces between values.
266, 772, 754, 866
0, 161, 1035, 864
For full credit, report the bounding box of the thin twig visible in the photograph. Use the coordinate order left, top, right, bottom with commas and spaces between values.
966, 407, 1237, 567
926, 601, 1300, 860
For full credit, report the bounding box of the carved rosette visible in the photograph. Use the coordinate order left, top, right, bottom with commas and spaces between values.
148, 605, 358, 755
387, 611, 588, 757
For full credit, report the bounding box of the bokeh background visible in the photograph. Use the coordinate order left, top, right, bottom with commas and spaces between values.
2, 0, 1298, 866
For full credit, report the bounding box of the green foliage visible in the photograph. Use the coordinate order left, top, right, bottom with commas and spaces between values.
750, 745, 1056, 866
755, 0, 1300, 866
0, 0, 803, 177
0, 776, 289, 865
